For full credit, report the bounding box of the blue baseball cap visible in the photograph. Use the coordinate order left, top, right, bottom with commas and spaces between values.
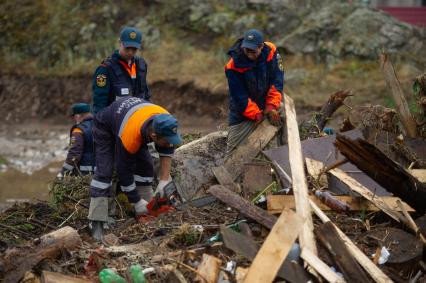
71, 103, 90, 116
152, 114, 182, 145
120, 27, 142, 49
241, 29, 264, 50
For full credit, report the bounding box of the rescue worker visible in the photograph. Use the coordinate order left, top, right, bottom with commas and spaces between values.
225, 29, 284, 154
88, 97, 182, 241
58, 103, 94, 177
92, 27, 151, 114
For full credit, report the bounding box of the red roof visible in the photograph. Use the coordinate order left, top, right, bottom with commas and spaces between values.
378, 6, 426, 27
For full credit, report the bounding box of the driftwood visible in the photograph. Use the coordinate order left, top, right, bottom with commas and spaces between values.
335, 134, 426, 213
208, 185, 276, 229
380, 53, 417, 137
0, 226, 82, 283
195, 254, 222, 283
316, 222, 372, 283
303, 90, 352, 138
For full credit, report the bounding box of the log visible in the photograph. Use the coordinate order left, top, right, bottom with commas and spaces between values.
335, 134, 426, 214
303, 90, 352, 138
1, 226, 81, 283
41, 271, 91, 283
380, 53, 417, 137
316, 222, 372, 283
300, 248, 346, 283
224, 119, 278, 180
284, 95, 317, 255
195, 254, 222, 283
310, 200, 393, 283
267, 195, 414, 214
208, 185, 276, 229
244, 209, 303, 283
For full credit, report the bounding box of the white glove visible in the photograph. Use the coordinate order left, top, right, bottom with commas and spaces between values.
155, 180, 170, 198
134, 199, 149, 215
56, 172, 64, 180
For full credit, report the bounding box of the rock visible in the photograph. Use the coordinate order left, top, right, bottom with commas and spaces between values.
279, 3, 426, 62
205, 12, 233, 34
173, 131, 227, 200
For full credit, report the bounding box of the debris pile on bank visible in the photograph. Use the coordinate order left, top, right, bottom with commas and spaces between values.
0, 55, 425, 282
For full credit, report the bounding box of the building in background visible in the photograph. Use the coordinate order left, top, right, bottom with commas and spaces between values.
368, 0, 426, 27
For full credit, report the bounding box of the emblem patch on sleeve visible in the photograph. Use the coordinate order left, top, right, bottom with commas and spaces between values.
277, 53, 284, 72
96, 74, 107, 87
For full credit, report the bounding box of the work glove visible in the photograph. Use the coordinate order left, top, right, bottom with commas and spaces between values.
264, 105, 282, 127
254, 112, 264, 125
154, 180, 170, 198
56, 172, 64, 180
136, 196, 174, 223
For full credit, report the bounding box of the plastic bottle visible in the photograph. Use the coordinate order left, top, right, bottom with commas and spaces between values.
129, 264, 146, 283
315, 190, 350, 213
99, 268, 127, 283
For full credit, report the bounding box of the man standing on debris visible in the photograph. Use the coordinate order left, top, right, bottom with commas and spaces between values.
225, 29, 284, 154
58, 103, 94, 177
88, 97, 182, 241
92, 27, 151, 114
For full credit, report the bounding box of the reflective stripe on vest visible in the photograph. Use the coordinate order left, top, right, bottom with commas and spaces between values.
118, 104, 169, 154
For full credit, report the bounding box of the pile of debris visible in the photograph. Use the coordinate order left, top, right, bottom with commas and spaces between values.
0, 55, 425, 283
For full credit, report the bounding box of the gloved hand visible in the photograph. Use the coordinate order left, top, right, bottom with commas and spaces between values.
154, 180, 170, 198
56, 172, 64, 180
264, 105, 281, 126
136, 196, 174, 222
254, 112, 264, 125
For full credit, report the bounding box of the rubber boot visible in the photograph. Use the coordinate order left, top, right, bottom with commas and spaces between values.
88, 197, 109, 241
136, 185, 154, 202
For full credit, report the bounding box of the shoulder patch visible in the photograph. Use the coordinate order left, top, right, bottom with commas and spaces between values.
277, 52, 284, 72
96, 74, 107, 87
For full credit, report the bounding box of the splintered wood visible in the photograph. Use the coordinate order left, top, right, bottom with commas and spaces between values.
284, 95, 317, 255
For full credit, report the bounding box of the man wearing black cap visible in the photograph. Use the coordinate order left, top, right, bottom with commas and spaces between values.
92, 27, 151, 114
88, 97, 182, 241
225, 29, 285, 155
58, 103, 94, 177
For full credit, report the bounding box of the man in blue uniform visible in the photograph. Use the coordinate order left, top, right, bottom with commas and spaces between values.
88, 97, 182, 240
58, 103, 94, 177
92, 27, 151, 114
225, 29, 285, 154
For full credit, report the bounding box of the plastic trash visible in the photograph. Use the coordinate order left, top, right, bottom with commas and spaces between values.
129, 264, 146, 283
99, 268, 126, 283
375, 246, 391, 265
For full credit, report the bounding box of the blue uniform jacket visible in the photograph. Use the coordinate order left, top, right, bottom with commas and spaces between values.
225, 39, 284, 126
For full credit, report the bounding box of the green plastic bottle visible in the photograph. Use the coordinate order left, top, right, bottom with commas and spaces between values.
99, 268, 127, 283
129, 264, 146, 283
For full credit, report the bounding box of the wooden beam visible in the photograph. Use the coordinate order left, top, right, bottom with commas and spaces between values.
208, 185, 276, 229
329, 167, 402, 222
335, 135, 426, 214
316, 222, 372, 283
409, 169, 426, 183
267, 195, 414, 214
212, 166, 241, 193
284, 95, 317, 255
310, 200, 393, 283
244, 209, 303, 283
380, 53, 417, 137
196, 254, 222, 283
224, 119, 278, 180
396, 200, 426, 245
300, 248, 346, 283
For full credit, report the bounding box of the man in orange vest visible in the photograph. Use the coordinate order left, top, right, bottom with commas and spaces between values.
88, 97, 182, 241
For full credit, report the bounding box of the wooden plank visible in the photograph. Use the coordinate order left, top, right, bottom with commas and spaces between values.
208, 185, 276, 229
236, 267, 249, 283
224, 119, 278, 180
42, 271, 91, 283
305, 157, 328, 187
329, 167, 403, 222
380, 53, 417, 138
242, 163, 273, 195
244, 209, 303, 283
196, 254, 222, 283
267, 195, 414, 214
300, 248, 346, 283
284, 95, 317, 255
310, 200, 393, 283
335, 134, 426, 214
396, 200, 426, 245
220, 225, 304, 283
409, 169, 426, 183
212, 166, 241, 193
316, 222, 372, 283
